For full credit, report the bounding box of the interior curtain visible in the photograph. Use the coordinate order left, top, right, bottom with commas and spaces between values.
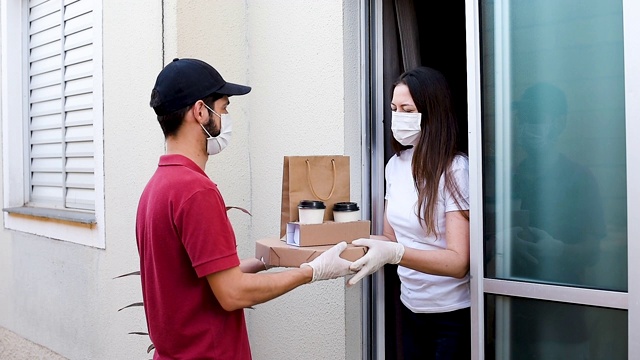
395, 0, 421, 72
382, 0, 421, 163
382, 0, 420, 358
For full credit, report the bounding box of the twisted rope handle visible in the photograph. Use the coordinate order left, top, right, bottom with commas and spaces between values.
305, 158, 336, 201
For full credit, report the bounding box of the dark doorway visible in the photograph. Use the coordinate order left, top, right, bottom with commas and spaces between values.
379, 1, 468, 359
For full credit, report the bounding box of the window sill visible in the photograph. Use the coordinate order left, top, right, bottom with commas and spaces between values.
3, 206, 96, 224
2, 206, 103, 248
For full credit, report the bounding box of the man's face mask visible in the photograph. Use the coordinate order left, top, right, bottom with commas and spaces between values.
391, 111, 422, 146
517, 122, 553, 152
201, 103, 232, 155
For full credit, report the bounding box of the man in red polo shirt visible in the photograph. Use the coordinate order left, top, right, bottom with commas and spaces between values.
137, 58, 353, 359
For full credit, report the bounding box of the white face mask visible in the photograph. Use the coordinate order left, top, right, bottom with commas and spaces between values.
391, 111, 422, 146
517, 122, 552, 152
200, 104, 232, 155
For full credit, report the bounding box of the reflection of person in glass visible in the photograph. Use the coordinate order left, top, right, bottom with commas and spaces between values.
510, 83, 607, 358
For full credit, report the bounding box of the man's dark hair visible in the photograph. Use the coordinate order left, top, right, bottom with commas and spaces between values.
150, 91, 223, 138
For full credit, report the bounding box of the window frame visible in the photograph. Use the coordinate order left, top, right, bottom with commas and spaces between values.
622, 0, 640, 355
1, 0, 104, 248
466, 0, 640, 358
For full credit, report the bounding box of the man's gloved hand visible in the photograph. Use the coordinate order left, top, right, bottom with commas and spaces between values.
518, 227, 565, 259
300, 242, 354, 282
347, 238, 405, 286
495, 227, 537, 264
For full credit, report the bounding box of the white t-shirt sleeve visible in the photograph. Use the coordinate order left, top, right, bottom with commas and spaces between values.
443, 155, 470, 212
384, 155, 397, 201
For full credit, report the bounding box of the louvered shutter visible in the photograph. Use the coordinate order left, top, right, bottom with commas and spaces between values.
28, 0, 95, 211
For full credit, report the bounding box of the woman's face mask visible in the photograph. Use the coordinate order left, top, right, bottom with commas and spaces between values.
201, 103, 232, 155
391, 111, 422, 146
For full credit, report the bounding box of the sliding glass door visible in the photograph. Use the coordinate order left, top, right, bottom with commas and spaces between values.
366, 0, 640, 358
468, 0, 640, 358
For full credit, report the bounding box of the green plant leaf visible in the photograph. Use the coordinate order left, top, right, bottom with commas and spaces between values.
113, 271, 140, 279
117, 302, 143, 311
128, 331, 149, 336
226, 206, 252, 216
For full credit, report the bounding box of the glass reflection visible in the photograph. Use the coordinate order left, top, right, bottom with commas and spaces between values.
480, 0, 629, 358
509, 83, 606, 286
485, 295, 628, 360
482, 0, 628, 292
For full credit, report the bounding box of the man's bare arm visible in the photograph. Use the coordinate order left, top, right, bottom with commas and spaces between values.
239, 258, 267, 274
206, 266, 313, 311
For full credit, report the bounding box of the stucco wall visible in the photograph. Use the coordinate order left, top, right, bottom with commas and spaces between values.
0, 0, 165, 359
102, 0, 166, 358
0, 0, 363, 359
172, 1, 363, 359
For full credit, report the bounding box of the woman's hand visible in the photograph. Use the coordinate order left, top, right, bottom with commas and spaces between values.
347, 239, 405, 286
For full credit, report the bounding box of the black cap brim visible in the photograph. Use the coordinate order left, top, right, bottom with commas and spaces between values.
218, 82, 251, 96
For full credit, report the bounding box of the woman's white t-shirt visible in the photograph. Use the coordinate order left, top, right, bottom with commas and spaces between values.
385, 148, 470, 313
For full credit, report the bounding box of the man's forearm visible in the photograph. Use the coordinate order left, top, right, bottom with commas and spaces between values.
240, 257, 267, 273
242, 267, 314, 306
208, 266, 313, 311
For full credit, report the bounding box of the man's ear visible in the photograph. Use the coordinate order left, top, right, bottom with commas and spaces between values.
191, 101, 208, 124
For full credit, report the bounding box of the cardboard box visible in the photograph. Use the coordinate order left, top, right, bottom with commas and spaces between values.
286, 220, 370, 247
255, 237, 367, 268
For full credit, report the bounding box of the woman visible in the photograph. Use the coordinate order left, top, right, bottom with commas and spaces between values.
349, 67, 470, 359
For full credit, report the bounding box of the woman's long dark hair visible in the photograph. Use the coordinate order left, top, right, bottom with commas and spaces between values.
391, 67, 468, 235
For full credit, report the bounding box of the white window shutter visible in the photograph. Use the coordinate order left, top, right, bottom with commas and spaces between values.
28, 0, 95, 211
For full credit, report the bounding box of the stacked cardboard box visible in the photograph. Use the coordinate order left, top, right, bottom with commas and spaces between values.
256, 220, 370, 268
286, 220, 370, 246
255, 155, 370, 267
256, 237, 367, 268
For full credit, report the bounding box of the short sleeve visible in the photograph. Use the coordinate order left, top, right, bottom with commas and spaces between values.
385, 160, 392, 201
444, 155, 470, 212
175, 188, 240, 277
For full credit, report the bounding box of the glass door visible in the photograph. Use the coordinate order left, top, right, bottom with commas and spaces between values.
467, 0, 640, 358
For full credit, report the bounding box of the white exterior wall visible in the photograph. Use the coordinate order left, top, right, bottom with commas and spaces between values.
171, 1, 363, 359
0, 0, 363, 359
0, 1, 163, 358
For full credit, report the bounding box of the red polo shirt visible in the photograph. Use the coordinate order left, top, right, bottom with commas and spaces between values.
136, 154, 251, 359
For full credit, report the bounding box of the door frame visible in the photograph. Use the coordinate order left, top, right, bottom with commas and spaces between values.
361, 0, 387, 359
364, 0, 640, 359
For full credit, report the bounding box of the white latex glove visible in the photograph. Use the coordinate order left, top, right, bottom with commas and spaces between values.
347, 238, 405, 286
495, 227, 538, 264
518, 227, 565, 258
300, 242, 354, 282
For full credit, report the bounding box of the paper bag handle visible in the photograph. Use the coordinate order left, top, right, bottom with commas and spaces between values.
305, 158, 336, 201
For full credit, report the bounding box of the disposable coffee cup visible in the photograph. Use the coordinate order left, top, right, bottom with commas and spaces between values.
298, 200, 326, 224
332, 202, 360, 223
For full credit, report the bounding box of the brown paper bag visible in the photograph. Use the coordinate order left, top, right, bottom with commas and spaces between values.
280, 155, 350, 237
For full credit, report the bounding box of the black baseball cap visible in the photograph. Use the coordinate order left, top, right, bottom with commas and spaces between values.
513, 83, 567, 118
150, 58, 251, 116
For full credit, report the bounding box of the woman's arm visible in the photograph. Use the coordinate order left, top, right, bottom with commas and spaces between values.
348, 206, 470, 286
398, 210, 470, 278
